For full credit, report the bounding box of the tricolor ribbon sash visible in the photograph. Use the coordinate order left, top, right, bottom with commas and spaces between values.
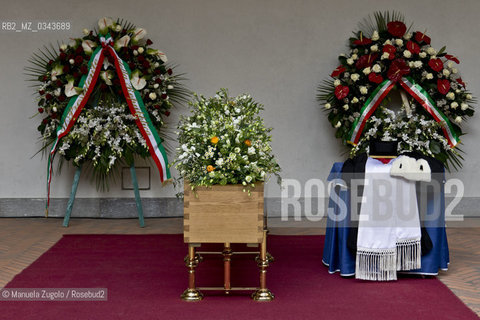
46, 34, 171, 215
347, 77, 459, 148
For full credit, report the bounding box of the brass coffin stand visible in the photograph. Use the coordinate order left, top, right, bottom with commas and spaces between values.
181, 229, 274, 302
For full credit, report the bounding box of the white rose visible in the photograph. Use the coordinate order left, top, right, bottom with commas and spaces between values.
372, 64, 381, 73
352, 97, 359, 104
372, 31, 379, 41
381, 52, 390, 60
427, 47, 436, 55
363, 67, 371, 75
325, 103, 331, 109
461, 103, 469, 111
138, 47, 144, 54
451, 68, 458, 74
334, 121, 341, 128
168, 85, 174, 90
60, 44, 68, 51
467, 94, 472, 99
403, 50, 412, 58
69, 59, 75, 65
384, 40, 392, 45
414, 61, 423, 68
443, 69, 450, 77
426, 73, 433, 80
54, 88, 61, 96
450, 102, 458, 109
133, 50, 138, 56
347, 58, 354, 65
370, 45, 378, 52
395, 39, 403, 46
82, 28, 90, 35
360, 86, 368, 95
350, 73, 360, 81
419, 52, 427, 58
334, 79, 341, 87
455, 116, 462, 124
115, 24, 122, 32
153, 83, 159, 89
447, 62, 454, 68
149, 92, 157, 100
351, 54, 358, 60
446, 92, 455, 100
343, 104, 349, 111
52, 106, 57, 112
404, 32, 412, 40
245, 176, 252, 183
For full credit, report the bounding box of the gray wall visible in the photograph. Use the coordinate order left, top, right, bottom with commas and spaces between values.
1, 0, 479, 216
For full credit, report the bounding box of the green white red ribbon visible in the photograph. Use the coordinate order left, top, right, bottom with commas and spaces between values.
46, 34, 170, 214
347, 77, 459, 148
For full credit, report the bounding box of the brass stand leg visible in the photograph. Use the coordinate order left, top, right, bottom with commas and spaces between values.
252, 230, 274, 301
181, 244, 203, 301
223, 243, 232, 294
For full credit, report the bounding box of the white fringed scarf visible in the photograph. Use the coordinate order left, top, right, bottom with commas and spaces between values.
355, 157, 422, 281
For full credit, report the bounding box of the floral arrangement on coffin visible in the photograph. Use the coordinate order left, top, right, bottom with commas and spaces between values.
318, 12, 475, 169
174, 89, 281, 190
26, 17, 188, 189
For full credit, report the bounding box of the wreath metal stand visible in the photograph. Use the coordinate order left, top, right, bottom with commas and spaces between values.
62, 163, 145, 228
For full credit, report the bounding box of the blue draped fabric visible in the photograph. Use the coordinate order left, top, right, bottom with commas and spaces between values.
322, 162, 449, 276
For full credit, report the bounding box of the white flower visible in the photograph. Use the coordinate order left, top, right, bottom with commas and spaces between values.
447, 62, 454, 68
370, 45, 378, 52
168, 85, 174, 90
130, 71, 147, 90
133, 50, 138, 56
372, 30, 379, 41
132, 28, 147, 42
404, 32, 412, 40
154, 83, 159, 89
395, 39, 403, 46
351, 54, 358, 60
403, 50, 412, 58
446, 92, 455, 100
114, 35, 131, 51
245, 175, 253, 183
100, 70, 114, 85
360, 86, 368, 95
138, 47, 144, 54
372, 64, 381, 73
69, 59, 75, 65
461, 103, 469, 110
234, 147, 241, 153
52, 106, 57, 112
414, 61, 423, 68
455, 116, 462, 124
467, 94, 472, 99
451, 68, 458, 74
352, 97, 359, 104
334, 121, 341, 128
384, 40, 392, 45
248, 147, 256, 155
450, 102, 458, 109
427, 47, 436, 55
82, 28, 90, 35
115, 24, 122, 32
350, 73, 360, 81
443, 69, 450, 77
215, 158, 224, 166
60, 44, 68, 51
82, 40, 97, 55
381, 52, 390, 60
65, 79, 83, 97
426, 73, 433, 80
147, 49, 168, 63
363, 67, 371, 75
98, 17, 113, 33
149, 92, 157, 100
54, 88, 61, 97
419, 52, 427, 58
333, 79, 341, 87
347, 58, 354, 65
343, 104, 349, 111
325, 103, 331, 109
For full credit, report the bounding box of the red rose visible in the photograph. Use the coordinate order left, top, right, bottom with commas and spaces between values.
368, 73, 383, 84
382, 44, 396, 60
353, 37, 372, 46
51, 113, 57, 119
387, 59, 410, 82
73, 72, 80, 79
414, 32, 431, 45
75, 46, 83, 54
39, 90, 45, 95
142, 61, 150, 69
137, 55, 145, 62
45, 93, 53, 100
56, 80, 63, 87
128, 62, 136, 70
48, 60, 54, 65
42, 76, 48, 82
167, 68, 173, 75
59, 52, 67, 61
154, 69, 162, 75
445, 54, 460, 64
146, 39, 153, 46
58, 95, 66, 102
63, 65, 70, 73
74, 56, 84, 65
164, 110, 170, 117
80, 65, 88, 74
155, 78, 162, 84
387, 21, 406, 38
331, 65, 346, 78
42, 118, 49, 124
334, 85, 349, 100
456, 77, 466, 88
161, 93, 168, 100
38, 107, 44, 113
154, 104, 160, 109
356, 53, 378, 70
428, 58, 443, 72
437, 79, 450, 95
131, 45, 139, 50
406, 41, 420, 54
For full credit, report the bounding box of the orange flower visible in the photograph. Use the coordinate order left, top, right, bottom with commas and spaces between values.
211, 136, 219, 144
207, 165, 215, 172
244, 139, 251, 147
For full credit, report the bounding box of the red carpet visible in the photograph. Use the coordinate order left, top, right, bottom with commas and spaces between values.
1, 235, 478, 320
